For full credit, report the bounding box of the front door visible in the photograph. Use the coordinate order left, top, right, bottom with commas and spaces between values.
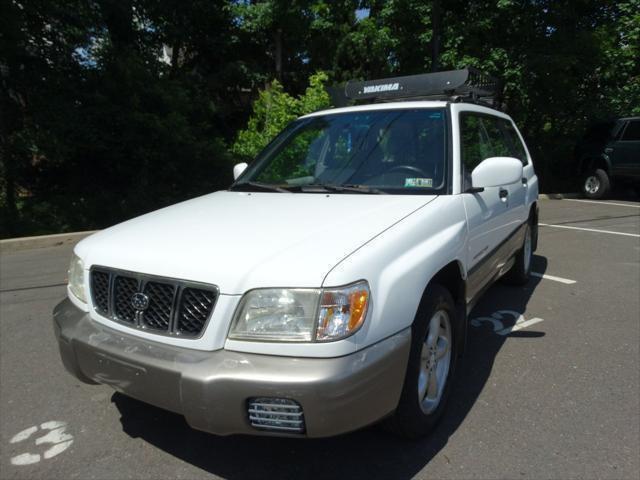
458, 111, 526, 303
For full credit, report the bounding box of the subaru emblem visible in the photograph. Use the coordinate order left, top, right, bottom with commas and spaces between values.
131, 292, 150, 311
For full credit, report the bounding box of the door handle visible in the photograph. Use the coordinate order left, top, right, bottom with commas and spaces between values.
522, 177, 528, 187
499, 188, 509, 199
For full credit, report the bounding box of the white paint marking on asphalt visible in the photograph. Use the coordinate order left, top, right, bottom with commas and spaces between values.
35, 427, 73, 446
43, 441, 73, 460
531, 272, 576, 284
40, 420, 66, 430
10, 453, 41, 466
10, 426, 38, 444
497, 317, 544, 336
539, 223, 640, 238
9, 421, 74, 466
563, 199, 640, 208
471, 310, 545, 336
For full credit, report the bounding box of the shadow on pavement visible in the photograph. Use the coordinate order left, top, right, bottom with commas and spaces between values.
112, 256, 548, 480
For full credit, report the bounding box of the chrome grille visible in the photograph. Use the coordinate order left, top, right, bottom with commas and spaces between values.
89, 267, 218, 338
247, 398, 305, 434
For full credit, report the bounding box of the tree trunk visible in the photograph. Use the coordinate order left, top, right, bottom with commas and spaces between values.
98, 0, 135, 53
431, 0, 442, 72
0, 75, 22, 237
171, 42, 181, 71
1, 150, 18, 237
274, 28, 283, 81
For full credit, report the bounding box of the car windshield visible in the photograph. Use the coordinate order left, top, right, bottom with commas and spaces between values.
232, 108, 448, 194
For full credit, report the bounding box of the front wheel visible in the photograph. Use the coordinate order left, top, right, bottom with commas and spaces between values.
385, 284, 458, 439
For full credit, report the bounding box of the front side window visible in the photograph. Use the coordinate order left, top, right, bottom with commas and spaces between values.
461, 112, 522, 189
502, 121, 529, 165
460, 113, 501, 173
234, 109, 448, 194
460, 113, 522, 174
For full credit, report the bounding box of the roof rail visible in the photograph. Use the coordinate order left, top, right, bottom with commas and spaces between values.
330, 68, 503, 109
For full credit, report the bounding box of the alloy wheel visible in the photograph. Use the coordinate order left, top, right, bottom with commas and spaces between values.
418, 309, 452, 414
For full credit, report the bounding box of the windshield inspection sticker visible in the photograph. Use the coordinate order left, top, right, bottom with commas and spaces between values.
405, 178, 433, 188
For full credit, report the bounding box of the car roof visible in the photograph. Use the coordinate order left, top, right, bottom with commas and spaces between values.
300, 100, 510, 121
300, 101, 449, 119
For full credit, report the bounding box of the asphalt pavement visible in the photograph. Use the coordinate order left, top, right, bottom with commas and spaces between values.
1, 197, 639, 480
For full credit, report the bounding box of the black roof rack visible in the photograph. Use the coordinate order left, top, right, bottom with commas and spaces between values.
329, 68, 502, 109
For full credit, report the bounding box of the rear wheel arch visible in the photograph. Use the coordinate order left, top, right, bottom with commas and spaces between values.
581, 155, 610, 174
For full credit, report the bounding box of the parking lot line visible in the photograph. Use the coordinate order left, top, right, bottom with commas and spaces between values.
563, 199, 640, 209
497, 317, 544, 335
539, 223, 640, 238
530, 272, 576, 284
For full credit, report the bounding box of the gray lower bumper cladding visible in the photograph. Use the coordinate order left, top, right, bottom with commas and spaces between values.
53, 299, 411, 437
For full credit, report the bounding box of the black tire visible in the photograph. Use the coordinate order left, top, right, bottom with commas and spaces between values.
502, 221, 533, 286
385, 284, 458, 439
582, 168, 610, 199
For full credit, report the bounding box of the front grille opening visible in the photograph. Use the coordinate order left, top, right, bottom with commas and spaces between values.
88, 268, 218, 338
113, 276, 139, 323
176, 287, 216, 336
247, 398, 305, 434
90, 270, 110, 315
142, 281, 176, 331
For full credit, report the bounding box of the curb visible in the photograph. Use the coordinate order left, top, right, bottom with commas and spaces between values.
0, 231, 97, 253
539, 193, 581, 200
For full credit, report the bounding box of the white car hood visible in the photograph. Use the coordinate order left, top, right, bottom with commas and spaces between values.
77, 191, 437, 294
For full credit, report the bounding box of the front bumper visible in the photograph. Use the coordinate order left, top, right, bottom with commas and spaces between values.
53, 299, 411, 437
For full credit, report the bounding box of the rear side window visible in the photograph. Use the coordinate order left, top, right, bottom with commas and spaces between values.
621, 120, 640, 141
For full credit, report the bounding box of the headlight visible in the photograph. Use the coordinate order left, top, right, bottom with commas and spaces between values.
316, 282, 369, 341
68, 253, 86, 303
229, 281, 370, 342
229, 288, 320, 341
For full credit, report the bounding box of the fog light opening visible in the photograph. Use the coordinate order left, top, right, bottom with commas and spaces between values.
247, 397, 305, 434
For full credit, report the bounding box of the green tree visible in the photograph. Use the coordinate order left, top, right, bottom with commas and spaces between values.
232, 71, 331, 161
2, 0, 639, 237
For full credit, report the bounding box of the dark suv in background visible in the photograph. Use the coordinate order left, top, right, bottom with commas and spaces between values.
576, 117, 640, 198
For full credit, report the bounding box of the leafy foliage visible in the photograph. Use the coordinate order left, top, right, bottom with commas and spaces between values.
231, 72, 331, 161
1, 0, 638, 237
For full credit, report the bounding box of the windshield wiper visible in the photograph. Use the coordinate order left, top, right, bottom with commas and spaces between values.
230, 181, 291, 193
296, 184, 387, 194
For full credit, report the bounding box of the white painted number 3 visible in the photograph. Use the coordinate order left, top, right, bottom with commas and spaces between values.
10, 421, 74, 466
471, 310, 544, 335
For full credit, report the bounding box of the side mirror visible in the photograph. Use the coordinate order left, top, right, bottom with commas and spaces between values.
233, 162, 248, 180
471, 157, 523, 190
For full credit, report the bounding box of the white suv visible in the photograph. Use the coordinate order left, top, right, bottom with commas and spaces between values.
54, 71, 538, 439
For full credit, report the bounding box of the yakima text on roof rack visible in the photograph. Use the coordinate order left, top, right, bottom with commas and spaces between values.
332, 67, 502, 109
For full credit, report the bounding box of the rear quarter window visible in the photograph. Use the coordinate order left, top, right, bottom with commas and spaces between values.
621, 120, 640, 142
